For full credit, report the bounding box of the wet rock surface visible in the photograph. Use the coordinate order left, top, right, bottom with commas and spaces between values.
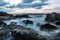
54, 32, 60, 40
45, 12, 60, 22
22, 20, 33, 25
11, 27, 41, 40
0, 28, 11, 40
0, 21, 60, 40
0, 12, 60, 40
55, 21, 60, 25
40, 23, 57, 31
15, 14, 31, 18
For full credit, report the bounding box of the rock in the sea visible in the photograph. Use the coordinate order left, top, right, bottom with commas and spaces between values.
11, 27, 45, 40
0, 28, 11, 40
45, 12, 60, 22
54, 32, 60, 40
0, 12, 8, 16
22, 20, 33, 25
6, 22, 23, 29
37, 23, 40, 26
55, 21, 60, 25
40, 23, 57, 31
15, 14, 31, 18
0, 20, 7, 27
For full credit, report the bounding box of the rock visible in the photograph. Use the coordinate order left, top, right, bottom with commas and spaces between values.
6, 22, 23, 29
45, 12, 60, 22
22, 20, 33, 25
20, 14, 31, 18
37, 23, 40, 26
41, 38, 47, 40
55, 32, 60, 37
0, 12, 13, 16
11, 27, 45, 40
0, 28, 11, 40
40, 23, 57, 31
45, 14, 52, 22
0, 12, 14, 20
15, 14, 31, 18
54, 38, 60, 40
0, 20, 7, 27
54, 32, 60, 40
0, 12, 8, 16
55, 21, 60, 25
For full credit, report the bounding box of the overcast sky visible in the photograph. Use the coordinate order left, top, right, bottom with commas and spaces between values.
0, 0, 60, 13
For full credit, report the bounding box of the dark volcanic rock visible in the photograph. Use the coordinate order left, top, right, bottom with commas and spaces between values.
6, 22, 23, 29
40, 23, 57, 31
22, 20, 33, 25
0, 20, 7, 27
45, 14, 52, 22
11, 27, 45, 40
0, 12, 13, 17
36, 23, 41, 27
55, 21, 60, 25
15, 14, 31, 18
0, 22, 48, 40
56, 32, 60, 37
0, 12, 8, 16
54, 32, 60, 40
45, 12, 60, 22
0, 28, 11, 40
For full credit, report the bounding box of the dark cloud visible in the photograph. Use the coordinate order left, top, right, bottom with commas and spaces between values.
6, 0, 48, 9
6, 4, 16, 8
16, 2, 48, 9
41, 0, 48, 3
23, 0, 34, 3
0, 0, 9, 6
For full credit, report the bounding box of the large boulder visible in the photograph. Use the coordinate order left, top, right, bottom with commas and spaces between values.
11, 27, 46, 40
54, 32, 60, 40
0, 28, 11, 40
15, 14, 31, 18
0, 12, 8, 16
40, 23, 57, 31
6, 22, 23, 29
0, 12, 13, 17
55, 21, 60, 25
22, 20, 33, 25
45, 12, 60, 22
0, 20, 7, 27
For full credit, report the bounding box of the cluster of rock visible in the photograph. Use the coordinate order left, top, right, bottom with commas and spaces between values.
45, 12, 60, 27
0, 12, 60, 40
45, 12, 60, 22
0, 20, 60, 40
22, 20, 33, 26
14, 14, 31, 18
0, 12, 14, 20
40, 23, 58, 31
0, 21, 47, 40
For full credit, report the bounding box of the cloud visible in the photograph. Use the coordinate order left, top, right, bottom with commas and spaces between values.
44, 0, 60, 10
6, 0, 48, 9
0, 7, 13, 12
22, 0, 34, 3
0, 0, 60, 13
0, 0, 9, 6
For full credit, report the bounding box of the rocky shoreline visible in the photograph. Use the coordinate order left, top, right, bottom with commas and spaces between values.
0, 12, 60, 40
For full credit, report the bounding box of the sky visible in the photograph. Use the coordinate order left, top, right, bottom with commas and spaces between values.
0, 0, 60, 13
